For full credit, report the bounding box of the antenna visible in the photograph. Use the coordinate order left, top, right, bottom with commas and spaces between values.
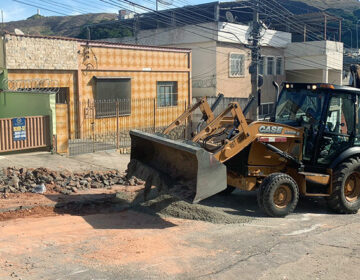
226, 11, 235, 23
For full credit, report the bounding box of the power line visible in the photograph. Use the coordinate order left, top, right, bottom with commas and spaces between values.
12, 0, 68, 16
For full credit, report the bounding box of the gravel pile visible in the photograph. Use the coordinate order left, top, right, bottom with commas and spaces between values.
0, 167, 144, 195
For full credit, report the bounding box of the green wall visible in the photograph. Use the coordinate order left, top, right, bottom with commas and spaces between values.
0, 91, 57, 137
0, 70, 56, 138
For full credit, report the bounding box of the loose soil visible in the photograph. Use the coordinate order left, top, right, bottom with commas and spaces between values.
137, 194, 253, 224
0, 159, 254, 225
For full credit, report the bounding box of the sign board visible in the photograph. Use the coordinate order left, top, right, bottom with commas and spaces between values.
12, 118, 26, 141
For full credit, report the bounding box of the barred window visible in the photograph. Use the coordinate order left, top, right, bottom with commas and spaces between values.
267, 57, 274, 75
229, 53, 245, 77
94, 77, 131, 118
157, 81, 178, 107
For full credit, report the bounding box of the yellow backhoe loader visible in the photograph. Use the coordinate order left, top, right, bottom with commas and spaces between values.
130, 82, 360, 217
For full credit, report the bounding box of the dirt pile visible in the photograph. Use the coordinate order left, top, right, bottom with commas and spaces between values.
0, 167, 143, 195
137, 195, 252, 224
125, 160, 253, 224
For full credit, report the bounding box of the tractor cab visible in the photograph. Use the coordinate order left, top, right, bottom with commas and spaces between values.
275, 83, 360, 167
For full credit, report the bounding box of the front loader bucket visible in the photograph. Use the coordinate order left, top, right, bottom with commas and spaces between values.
130, 130, 227, 203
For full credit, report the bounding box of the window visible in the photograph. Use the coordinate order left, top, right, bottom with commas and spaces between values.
267, 57, 274, 75
56, 88, 69, 104
157, 81, 178, 107
258, 56, 265, 75
318, 94, 354, 164
259, 103, 275, 118
229, 53, 245, 77
94, 77, 131, 118
276, 57, 283, 75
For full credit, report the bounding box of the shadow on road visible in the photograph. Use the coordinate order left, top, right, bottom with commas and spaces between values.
44, 193, 176, 230
200, 190, 331, 218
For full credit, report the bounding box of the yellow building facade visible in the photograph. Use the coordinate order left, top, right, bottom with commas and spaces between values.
0, 33, 192, 153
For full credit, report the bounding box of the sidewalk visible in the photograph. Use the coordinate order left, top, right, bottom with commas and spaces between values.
0, 151, 130, 172
0, 151, 135, 220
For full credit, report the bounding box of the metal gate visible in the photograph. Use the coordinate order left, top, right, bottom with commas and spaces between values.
68, 99, 187, 156
0, 116, 51, 153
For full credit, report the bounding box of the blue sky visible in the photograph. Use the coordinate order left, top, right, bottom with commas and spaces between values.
0, 0, 215, 22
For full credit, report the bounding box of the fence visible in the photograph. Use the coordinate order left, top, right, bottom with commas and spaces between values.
0, 116, 50, 153
68, 98, 187, 156
67, 97, 248, 156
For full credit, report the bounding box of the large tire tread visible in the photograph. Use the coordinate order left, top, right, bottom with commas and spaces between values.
259, 173, 299, 217
327, 157, 360, 214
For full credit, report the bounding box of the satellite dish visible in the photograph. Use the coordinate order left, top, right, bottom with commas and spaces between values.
226, 11, 235, 23
157, 0, 173, 5
14, 28, 24, 35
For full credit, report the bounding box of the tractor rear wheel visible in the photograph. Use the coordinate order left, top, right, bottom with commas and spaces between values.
327, 157, 360, 214
258, 173, 299, 217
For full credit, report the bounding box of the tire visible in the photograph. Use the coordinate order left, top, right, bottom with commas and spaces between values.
327, 157, 360, 214
219, 186, 236, 195
258, 173, 299, 217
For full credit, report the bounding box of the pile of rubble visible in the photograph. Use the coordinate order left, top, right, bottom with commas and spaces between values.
0, 167, 144, 195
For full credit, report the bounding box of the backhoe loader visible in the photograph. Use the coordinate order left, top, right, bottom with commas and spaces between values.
130, 82, 360, 217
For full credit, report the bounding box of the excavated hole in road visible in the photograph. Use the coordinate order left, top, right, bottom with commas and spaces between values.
124, 160, 253, 224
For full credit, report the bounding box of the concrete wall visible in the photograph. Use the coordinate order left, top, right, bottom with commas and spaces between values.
215, 43, 285, 101
107, 22, 218, 46
219, 22, 291, 48
216, 43, 251, 98
285, 41, 343, 84
3, 34, 78, 70
155, 41, 217, 98
109, 22, 292, 49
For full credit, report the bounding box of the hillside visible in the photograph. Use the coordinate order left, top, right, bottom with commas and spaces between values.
295, 0, 360, 12
3, 0, 360, 45
3, 13, 120, 38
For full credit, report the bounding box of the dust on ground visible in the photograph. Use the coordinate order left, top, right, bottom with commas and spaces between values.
137, 194, 252, 224
124, 159, 254, 224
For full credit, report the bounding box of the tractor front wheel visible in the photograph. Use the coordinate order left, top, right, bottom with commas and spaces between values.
327, 157, 360, 214
258, 173, 299, 217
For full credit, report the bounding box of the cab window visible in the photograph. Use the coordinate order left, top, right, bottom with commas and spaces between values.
318, 94, 354, 165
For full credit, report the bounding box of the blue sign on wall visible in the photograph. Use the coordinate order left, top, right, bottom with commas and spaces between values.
12, 118, 26, 141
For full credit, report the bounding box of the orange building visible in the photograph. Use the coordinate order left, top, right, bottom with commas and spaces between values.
0, 33, 192, 154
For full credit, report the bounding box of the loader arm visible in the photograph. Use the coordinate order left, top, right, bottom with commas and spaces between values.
163, 97, 214, 135
192, 102, 303, 163
193, 102, 250, 143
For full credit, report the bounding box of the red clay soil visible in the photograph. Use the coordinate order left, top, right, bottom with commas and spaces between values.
0, 206, 58, 221
0, 185, 143, 221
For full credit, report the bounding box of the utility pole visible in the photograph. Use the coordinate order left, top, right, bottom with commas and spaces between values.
1, 10, 4, 32
249, 0, 261, 121
156, 0, 159, 11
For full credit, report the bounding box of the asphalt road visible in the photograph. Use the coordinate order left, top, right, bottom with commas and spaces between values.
1, 191, 359, 280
